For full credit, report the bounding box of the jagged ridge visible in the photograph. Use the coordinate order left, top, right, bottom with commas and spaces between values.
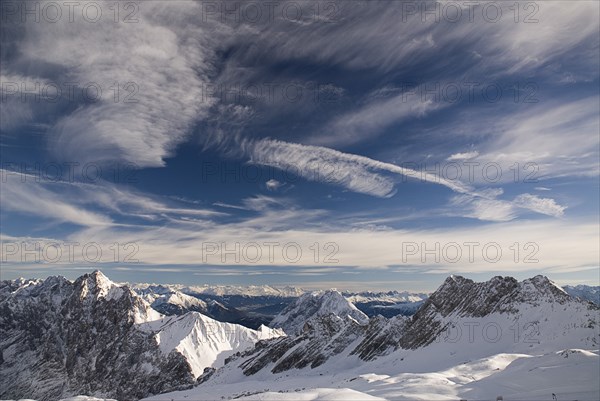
0, 271, 284, 401
229, 275, 599, 377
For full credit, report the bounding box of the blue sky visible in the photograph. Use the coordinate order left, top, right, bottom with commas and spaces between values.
0, 1, 599, 291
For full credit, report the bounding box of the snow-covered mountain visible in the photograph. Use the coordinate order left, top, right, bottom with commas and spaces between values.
4, 273, 599, 401
393, 274, 598, 351
0, 271, 185, 401
145, 274, 599, 401
563, 284, 600, 305
208, 290, 375, 375
0, 271, 283, 401
147, 312, 284, 378
270, 290, 369, 335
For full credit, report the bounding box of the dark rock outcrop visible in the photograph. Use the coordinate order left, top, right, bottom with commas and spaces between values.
0, 271, 195, 401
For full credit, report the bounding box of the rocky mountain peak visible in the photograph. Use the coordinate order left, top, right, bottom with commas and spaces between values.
1, 271, 287, 401
522, 274, 563, 292
395, 274, 598, 350
518, 274, 571, 303
434, 275, 565, 314
73, 270, 124, 301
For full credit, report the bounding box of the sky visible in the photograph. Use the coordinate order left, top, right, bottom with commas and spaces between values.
0, 0, 599, 291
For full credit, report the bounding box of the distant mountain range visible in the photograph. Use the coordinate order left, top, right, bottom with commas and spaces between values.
563, 284, 600, 305
129, 282, 305, 298
128, 282, 430, 327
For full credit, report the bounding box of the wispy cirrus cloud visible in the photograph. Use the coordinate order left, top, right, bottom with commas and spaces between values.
309, 87, 443, 146
451, 192, 566, 222
443, 96, 600, 183
513, 193, 567, 217
265, 179, 283, 191
0, 168, 591, 279
3, 1, 226, 167
242, 137, 568, 220
447, 151, 479, 161
0, 169, 225, 227
244, 138, 473, 198
1, 174, 112, 227
2, 213, 597, 273
227, 1, 598, 77
1, 0, 595, 289
0, 73, 49, 131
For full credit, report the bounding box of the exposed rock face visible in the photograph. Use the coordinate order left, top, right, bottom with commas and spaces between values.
397, 275, 579, 349
231, 290, 373, 374
0, 271, 195, 401
0, 271, 284, 401
235, 310, 406, 375
230, 275, 599, 378
238, 313, 366, 375
351, 315, 409, 361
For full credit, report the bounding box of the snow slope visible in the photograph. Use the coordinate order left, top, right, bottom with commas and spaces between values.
462, 349, 600, 400
141, 349, 600, 401
232, 388, 387, 400
134, 284, 228, 317
151, 312, 285, 378
26, 349, 600, 401
142, 275, 599, 401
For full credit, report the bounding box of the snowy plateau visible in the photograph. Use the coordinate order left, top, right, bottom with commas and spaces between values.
0, 272, 598, 401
